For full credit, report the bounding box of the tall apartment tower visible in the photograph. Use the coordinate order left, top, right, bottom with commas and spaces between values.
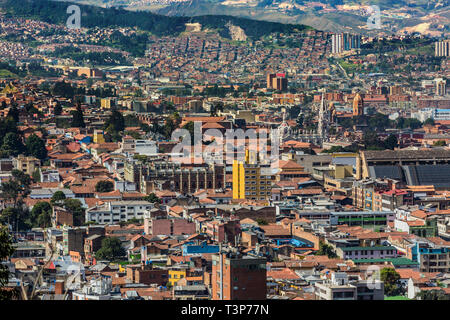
273, 76, 288, 92
267, 73, 287, 91
212, 252, 267, 300
332, 33, 360, 54
266, 73, 276, 89
435, 40, 450, 57
332, 33, 343, 54
232, 150, 274, 201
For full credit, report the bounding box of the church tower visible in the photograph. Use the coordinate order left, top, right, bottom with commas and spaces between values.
352, 93, 364, 117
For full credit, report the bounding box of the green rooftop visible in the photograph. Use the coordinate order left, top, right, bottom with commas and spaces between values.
351, 257, 419, 266
384, 295, 411, 300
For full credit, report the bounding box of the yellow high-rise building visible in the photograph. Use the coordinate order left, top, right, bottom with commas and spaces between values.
232, 150, 273, 201
101, 98, 113, 109
93, 130, 105, 144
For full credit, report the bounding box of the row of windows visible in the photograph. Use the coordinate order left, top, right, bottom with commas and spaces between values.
112, 206, 151, 210
245, 192, 271, 196
347, 250, 394, 256
245, 186, 269, 190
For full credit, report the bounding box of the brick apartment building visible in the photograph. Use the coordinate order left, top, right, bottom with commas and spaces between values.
212, 252, 266, 300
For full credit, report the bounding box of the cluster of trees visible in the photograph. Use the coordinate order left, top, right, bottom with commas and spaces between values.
415, 289, 450, 300
323, 133, 398, 153
210, 102, 224, 117
0, 171, 52, 229
0, 177, 86, 230
3, 0, 309, 43
95, 237, 126, 261
338, 114, 425, 132
0, 61, 25, 78
362, 132, 398, 150
160, 112, 182, 140
202, 85, 234, 98
395, 117, 423, 130
103, 109, 125, 142
0, 105, 47, 160
72, 108, 150, 142
105, 30, 149, 57
52, 47, 128, 66
95, 181, 114, 193
0, 225, 16, 300
124, 114, 150, 133
50, 191, 85, 226
52, 81, 115, 99
143, 193, 161, 204
71, 105, 85, 128
380, 268, 404, 296
316, 241, 338, 259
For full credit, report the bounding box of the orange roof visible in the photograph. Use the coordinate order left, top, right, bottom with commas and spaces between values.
278, 160, 304, 170
202, 122, 225, 129
170, 206, 184, 214
267, 268, 301, 280
410, 210, 427, 220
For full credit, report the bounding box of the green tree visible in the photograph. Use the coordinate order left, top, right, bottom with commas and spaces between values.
50, 191, 66, 205
71, 104, 85, 128
1, 133, 25, 157
54, 103, 62, 116
52, 81, 74, 98
25, 134, 47, 160
104, 109, 125, 133
368, 113, 390, 131
143, 193, 161, 204
0, 225, 16, 300
384, 134, 398, 150
163, 118, 176, 140
0, 170, 31, 208
63, 199, 85, 226
32, 169, 41, 182
316, 241, 337, 258
210, 102, 224, 116
30, 201, 52, 228
434, 140, 446, 146
423, 118, 435, 126
363, 131, 384, 150
95, 237, 126, 261
95, 180, 114, 193
7, 106, 19, 123
380, 267, 403, 296
415, 289, 450, 300
0, 206, 31, 233
181, 121, 195, 145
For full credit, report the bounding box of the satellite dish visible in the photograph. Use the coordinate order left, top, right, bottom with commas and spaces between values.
389, 112, 399, 120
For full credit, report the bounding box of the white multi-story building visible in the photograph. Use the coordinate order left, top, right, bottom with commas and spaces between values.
40, 169, 61, 183
85, 201, 155, 224
72, 276, 120, 300
120, 138, 158, 156
135, 140, 158, 156
412, 108, 450, 122
314, 272, 384, 300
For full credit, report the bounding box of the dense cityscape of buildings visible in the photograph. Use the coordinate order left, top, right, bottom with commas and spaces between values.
0, 3, 449, 303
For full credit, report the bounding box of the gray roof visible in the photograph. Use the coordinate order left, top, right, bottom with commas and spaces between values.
369, 164, 450, 188
403, 165, 450, 188
364, 149, 450, 160
369, 165, 404, 180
